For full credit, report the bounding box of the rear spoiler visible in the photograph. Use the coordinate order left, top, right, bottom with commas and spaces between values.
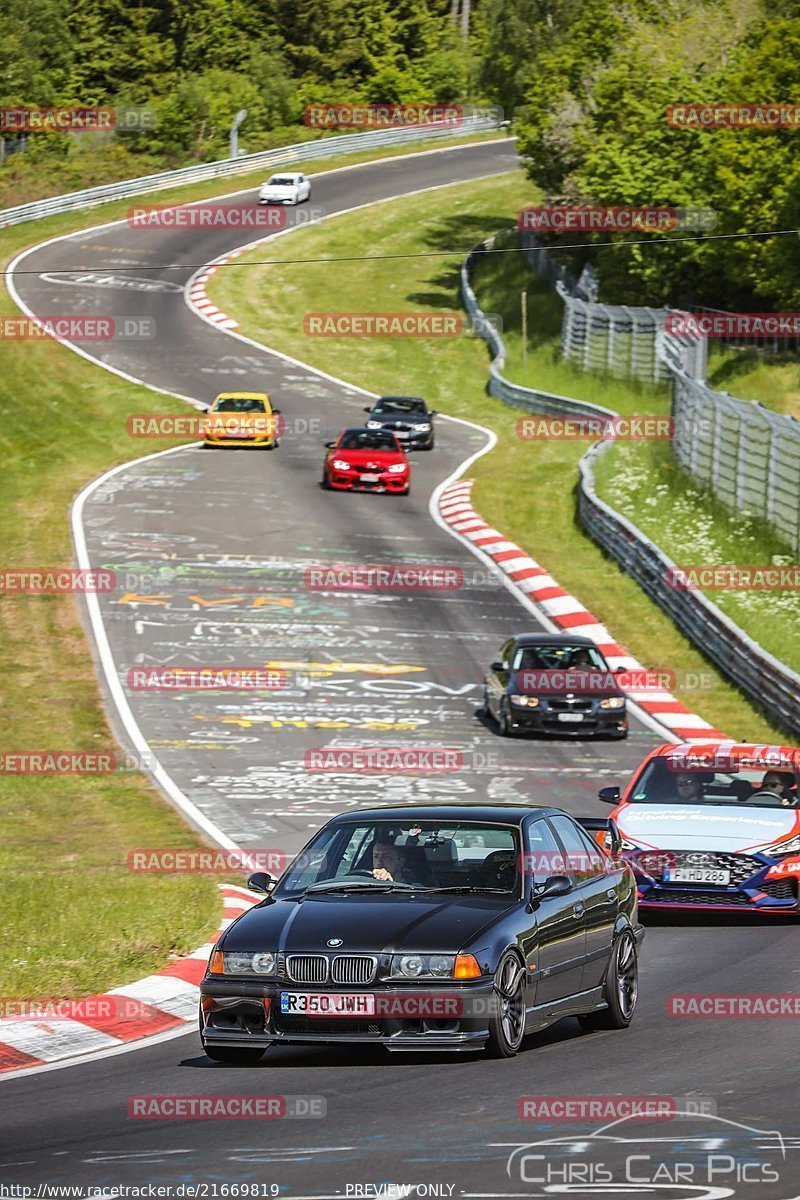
575, 816, 622, 854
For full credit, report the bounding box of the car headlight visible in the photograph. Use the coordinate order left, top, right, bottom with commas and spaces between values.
221, 951, 277, 976
414, 423, 431, 432
599, 696, 626, 709
366, 420, 383, 429
388, 462, 407, 474
510, 694, 539, 707
389, 953, 455, 979
761, 832, 800, 858
331, 459, 352, 471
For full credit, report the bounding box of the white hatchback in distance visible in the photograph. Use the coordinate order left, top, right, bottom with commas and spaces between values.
258, 172, 311, 205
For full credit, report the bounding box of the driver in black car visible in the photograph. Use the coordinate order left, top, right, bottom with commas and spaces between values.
371, 834, 434, 885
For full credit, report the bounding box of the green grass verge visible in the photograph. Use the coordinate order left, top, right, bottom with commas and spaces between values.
706, 348, 800, 419
593, 443, 800, 675
0, 126, 503, 1000
208, 172, 787, 743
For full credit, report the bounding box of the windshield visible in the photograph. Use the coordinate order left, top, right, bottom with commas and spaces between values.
512, 643, 607, 671
273, 820, 521, 898
339, 430, 398, 451
213, 397, 266, 413
628, 758, 800, 808
268, 176, 295, 186
375, 398, 427, 416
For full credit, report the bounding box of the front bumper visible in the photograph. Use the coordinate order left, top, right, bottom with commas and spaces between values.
204, 434, 277, 448
328, 470, 409, 493
629, 849, 799, 914
508, 703, 627, 736
199, 977, 495, 1052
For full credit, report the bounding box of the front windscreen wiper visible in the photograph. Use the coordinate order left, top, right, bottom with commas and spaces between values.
303, 881, 417, 894
416, 886, 513, 895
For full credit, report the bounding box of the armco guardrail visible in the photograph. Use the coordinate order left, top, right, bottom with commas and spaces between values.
0, 115, 499, 228
462, 236, 616, 424
462, 236, 800, 737
579, 442, 800, 737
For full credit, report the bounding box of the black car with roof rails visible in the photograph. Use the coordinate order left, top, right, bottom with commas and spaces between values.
199, 805, 642, 1063
483, 632, 628, 739
364, 395, 437, 450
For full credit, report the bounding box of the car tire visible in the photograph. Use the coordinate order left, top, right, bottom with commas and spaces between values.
496, 703, 514, 737
578, 929, 638, 1031
400, 486, 411, 496
321, 472, 331, 490
485, 951, 526, 1058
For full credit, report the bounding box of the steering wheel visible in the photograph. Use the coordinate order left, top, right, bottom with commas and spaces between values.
744, 790, 783, 805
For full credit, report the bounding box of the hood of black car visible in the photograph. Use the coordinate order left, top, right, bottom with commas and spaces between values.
221, 892, 514, 954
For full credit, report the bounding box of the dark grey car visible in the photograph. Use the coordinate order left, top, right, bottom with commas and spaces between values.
364, 395, 436, 450
483, 633, 628, 739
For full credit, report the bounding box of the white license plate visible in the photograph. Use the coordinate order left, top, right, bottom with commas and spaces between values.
360, 474, 380, 483
396, 431, 409, 438
280, 992, 375, 1016
665, 867, 731, 885
557, 712, 585, 723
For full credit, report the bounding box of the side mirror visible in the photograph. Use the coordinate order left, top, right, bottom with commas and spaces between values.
324, 440, 336, 449
598, 786, 621, 805
247, 871, 274, 894
490, 660, 504, 673
271, 407, 281, 414
530, 874, 571, 909
364, 406, 372, 413
429, 410, 438, 417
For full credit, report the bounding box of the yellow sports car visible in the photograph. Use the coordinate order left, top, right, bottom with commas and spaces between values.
202, 392, 281, 449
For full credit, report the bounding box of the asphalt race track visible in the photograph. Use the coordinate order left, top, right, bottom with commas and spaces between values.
3, 140, 800, 1199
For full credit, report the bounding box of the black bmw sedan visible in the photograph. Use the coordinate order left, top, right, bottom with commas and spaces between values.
483, 633, 628, 739
363, 395, 437, 449
199, 806, 643, 1063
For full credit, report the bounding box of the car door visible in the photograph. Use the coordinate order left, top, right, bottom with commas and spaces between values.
520, 817, 586, 1006
547, 815, 602, 996
564, 819, 619, 989
486, 637, 514, 717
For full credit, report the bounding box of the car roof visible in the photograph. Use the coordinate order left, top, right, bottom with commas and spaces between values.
325, 804, 555, 826
649, 741, 800, 764
513, 633, 597, 647
213, 391, 269, 401
340, 427, 395, 436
